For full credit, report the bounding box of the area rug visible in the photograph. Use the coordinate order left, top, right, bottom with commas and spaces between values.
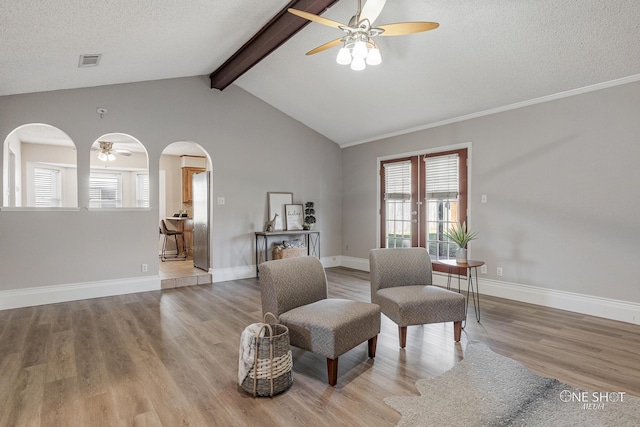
384, 342, 640, 426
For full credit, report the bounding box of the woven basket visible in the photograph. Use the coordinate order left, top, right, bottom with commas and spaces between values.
272, 246, 306, 260
241, 313, 293, 397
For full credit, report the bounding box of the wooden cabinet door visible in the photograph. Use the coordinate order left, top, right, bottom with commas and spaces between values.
182, 167, 205, 203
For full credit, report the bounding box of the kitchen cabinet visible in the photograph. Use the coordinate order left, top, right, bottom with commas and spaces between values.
182, 167, 205, 203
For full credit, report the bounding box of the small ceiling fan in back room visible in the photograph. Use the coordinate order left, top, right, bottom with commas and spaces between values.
288, 0, 439, 70
92, 141, 133, 162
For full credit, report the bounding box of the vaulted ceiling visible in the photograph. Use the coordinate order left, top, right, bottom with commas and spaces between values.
2, 1, 640, 147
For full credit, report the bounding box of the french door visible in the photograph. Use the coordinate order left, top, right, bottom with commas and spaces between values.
380, 148, 468, 271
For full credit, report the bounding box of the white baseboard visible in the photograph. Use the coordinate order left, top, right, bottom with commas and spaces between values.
478, 277, 640, 325
0, 276, 161, 311
211, 265, 256, 282
210, 256, 344, 283
340, 256, 640, 325
6, 255, 638, 326
340, 256, 371, 271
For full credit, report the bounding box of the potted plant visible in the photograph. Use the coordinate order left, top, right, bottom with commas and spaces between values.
444, 221, 478, 263
303, 202, 316, 230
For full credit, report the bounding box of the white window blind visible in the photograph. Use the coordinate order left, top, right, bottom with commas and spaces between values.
34, 167, 62, 207
384, 160, 411, 201
136, 173, 149, 208
425, 154, 459, 200
90, 173, 122, 208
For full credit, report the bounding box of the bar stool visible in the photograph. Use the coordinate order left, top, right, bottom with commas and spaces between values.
160, 220, 187, 261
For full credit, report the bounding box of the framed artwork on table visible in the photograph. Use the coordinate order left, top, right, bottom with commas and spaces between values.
267, 192, 293, 231
285, 204, 304, 230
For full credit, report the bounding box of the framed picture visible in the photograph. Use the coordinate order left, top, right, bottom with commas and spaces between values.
267, 192, 293, 231
285, 204, 304, 230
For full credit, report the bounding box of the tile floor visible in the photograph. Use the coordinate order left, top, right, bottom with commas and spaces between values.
159, 257, 212, 289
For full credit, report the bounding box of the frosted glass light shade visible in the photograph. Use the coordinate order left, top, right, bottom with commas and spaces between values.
336, 48, 352, 65
366, 47, 382, 65
352, 41, 368, 59
351, 57, 366, 71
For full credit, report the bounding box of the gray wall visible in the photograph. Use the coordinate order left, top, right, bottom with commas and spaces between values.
0, 76, 342, 291
343, 81, 640, 304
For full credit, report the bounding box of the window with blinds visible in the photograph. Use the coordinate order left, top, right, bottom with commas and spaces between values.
425, 153, 461, 261
379, 148, 467, 265
136, 173, 149, 208
34, 167, 62, 207
383, 160, 413, 248
89, 173, 122, 208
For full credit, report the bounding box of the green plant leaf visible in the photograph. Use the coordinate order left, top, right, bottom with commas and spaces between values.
443, 221, 478, 248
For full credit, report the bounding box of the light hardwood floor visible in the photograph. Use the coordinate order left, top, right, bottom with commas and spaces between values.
1, 267, 639, 426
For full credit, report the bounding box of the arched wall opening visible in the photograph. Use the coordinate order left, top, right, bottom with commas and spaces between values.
89, 133, 149, 209
159, 141, 213, 272
3, 123, 77, 208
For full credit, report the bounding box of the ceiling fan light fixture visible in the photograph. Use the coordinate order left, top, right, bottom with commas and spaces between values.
336, 47, 352, 65
351, 57, 366, 71
97, 140, 117, 162
366, 47, 381, 65
352, 41, 368, 59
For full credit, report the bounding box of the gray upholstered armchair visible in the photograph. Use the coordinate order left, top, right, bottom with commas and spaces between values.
369, 248, 465, 348
260, 256, 381, 386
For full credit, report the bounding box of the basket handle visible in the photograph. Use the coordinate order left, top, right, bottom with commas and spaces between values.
252, 323, 275, 396
263, 312, 279, 324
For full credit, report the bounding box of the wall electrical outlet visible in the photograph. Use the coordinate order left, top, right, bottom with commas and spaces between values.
481, 194, 488, 203
141, 263, 148, 272
217, 197, 225, 205
497, 267, 503, 277
480, 265, 487, 274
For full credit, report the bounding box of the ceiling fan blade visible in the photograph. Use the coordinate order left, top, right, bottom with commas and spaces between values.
360, 0, 387, 25
115, 149, 133, 156
288, 8, 345, 29
306, 38, 343, 55
378, 21, 439, 36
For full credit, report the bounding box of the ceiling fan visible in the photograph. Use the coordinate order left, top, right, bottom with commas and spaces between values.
288, 0, 439, 70
93, 141, 132, 162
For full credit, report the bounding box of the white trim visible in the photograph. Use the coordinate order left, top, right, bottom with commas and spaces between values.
212, 265, 255, 282
340, 256, 640, 325
0, 276, 160, 311
340, 255, 371, 272
8, 257, 637, 326
211, 255, 344, 283
0, 206, 81, 212
340, 74, 640, 148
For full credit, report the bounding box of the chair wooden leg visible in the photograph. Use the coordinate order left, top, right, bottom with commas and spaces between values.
399, 326, 407, 348
454, 320, 462, 342
327, 358, 338, 386
368, 336, 378, 358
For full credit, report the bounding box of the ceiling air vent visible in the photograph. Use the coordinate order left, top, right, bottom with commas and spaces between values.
78, 54, 101, 67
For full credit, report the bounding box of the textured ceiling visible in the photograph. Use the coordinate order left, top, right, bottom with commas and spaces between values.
2, 1, 640, 147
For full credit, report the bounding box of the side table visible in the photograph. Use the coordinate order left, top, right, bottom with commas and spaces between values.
438, 259, 484, 324
254, 230, 320, 277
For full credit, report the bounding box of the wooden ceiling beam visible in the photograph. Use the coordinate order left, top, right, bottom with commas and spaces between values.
209, 0, 341, 91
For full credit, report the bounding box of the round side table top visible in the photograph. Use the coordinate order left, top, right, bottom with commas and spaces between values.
439, 259, 485, 268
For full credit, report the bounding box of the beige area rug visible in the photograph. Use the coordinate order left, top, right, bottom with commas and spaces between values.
384, 342, 640, 426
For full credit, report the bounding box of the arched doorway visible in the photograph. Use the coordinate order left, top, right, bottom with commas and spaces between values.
158, 141, 213, 287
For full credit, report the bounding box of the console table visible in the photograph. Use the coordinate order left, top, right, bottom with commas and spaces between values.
438, 259, 484, 324
254, 230, 320, 277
